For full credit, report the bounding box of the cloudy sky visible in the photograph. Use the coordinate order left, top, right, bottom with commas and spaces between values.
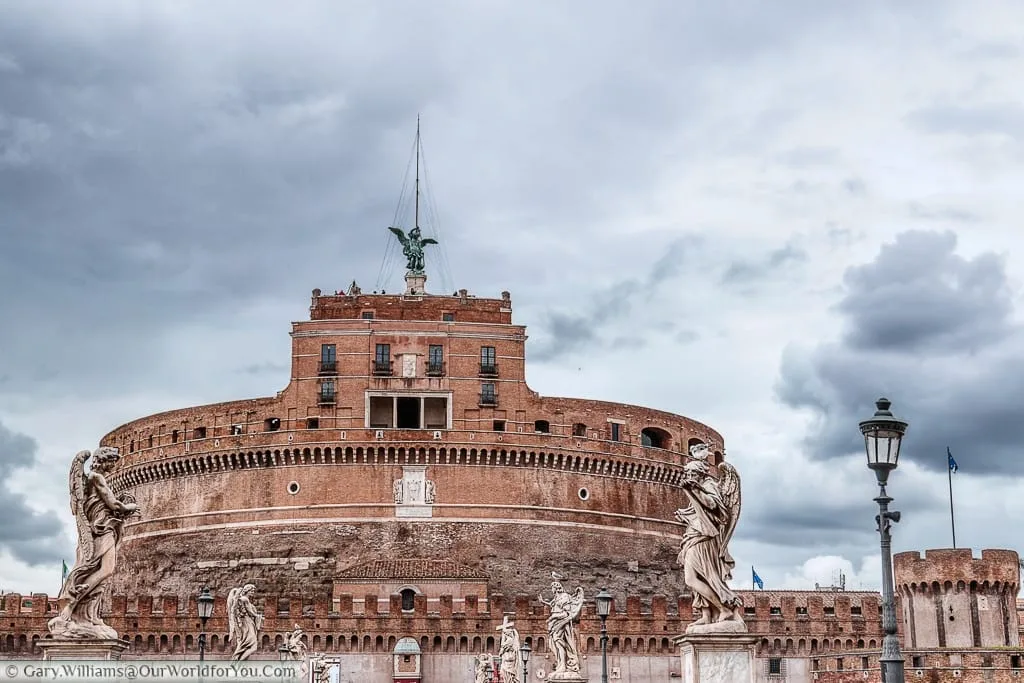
2, 0, 1023, 596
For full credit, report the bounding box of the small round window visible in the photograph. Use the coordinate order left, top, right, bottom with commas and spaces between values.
287, 481, 300, 495
578, 487, 590, 501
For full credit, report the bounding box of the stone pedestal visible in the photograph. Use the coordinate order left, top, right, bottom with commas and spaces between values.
546, 673, 587, 683
37, 638, 130, 660
404, 273, 426, 295
674, 633, 758, 683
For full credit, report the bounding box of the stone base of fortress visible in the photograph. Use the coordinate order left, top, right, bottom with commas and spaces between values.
110, 521, 686, 598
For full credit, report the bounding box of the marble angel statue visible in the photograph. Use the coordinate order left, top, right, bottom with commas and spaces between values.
281, 624, 307, 660
495, 616, 522, 683
540, 574, 585, 678
674, 443, 745, 632
48, 447, 139, 640
227, 584, 264, 660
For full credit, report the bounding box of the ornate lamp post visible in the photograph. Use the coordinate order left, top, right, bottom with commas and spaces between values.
196, 586, 214, 661
520, 641, 531, 683
859, 397, 908, 683
595, 588, 612, 683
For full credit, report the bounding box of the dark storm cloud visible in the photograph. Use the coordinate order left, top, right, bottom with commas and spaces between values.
720, 242, 807, 286
529, 235, 700, 362
837, 230, 1012, 353
0, 0, 905, 403
0, 420, 69, 565
775, 230, 1024, 474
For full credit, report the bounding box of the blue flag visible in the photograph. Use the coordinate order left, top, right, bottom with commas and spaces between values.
752, 567, 764, 590
947, 447, 958, 474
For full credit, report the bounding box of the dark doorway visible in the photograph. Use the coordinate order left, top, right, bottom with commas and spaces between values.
396, 397, 420, 429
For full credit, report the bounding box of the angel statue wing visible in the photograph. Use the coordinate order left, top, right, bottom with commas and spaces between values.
567, 587, 585, 621
226, 587, 240, 643
717, 461, 742, 579
68, 451, 93, 564
419, 237, 438, 246
387, 226, 408, 246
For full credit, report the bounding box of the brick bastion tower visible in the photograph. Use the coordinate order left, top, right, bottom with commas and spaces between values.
99, 272, 725, 604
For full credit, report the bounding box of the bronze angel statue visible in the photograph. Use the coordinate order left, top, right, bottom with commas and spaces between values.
674, 443, 746, 633
48, 447, 140, 640
388, 225, 438, 274
540, 574, 586, 679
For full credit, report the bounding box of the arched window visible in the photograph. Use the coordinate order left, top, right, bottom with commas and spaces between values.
400, 588, 416, 611
640, 427, 670, 449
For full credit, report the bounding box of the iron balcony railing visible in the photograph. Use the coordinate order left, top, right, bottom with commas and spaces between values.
373, 359, 393, 376
426, 361, 445, 376
318, 361, 337, 375
479, 363, 499, 377
479, 393, 498, 406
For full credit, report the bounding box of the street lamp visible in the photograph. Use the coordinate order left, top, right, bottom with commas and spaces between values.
859, 397, 908, 683
196, 587, 214, 661
520, 641, 531, 683
595, 588, 612, 683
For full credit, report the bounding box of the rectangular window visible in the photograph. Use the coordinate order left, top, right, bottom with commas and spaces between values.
396, 397, 420, 429
320, 344, 337, 373
811, 659, 819, 671
480, 383, 496, 405
610, 422, 621, 441
319, 380, 335, 403
796, 606, 808, 616
862, 656, 870, 670
493, 420, 506, 432
171, 429, 179, 443
824, 606, 835, 616
361, 311, 374, 319
427, 345, 444, 375
194, 426, 207, 439
374, 344, 391, 374
836, 657, 844, 671
480, 346, 497, 375
442, 312, 454, 321
768, 658, 782, 675
769, 606, 782, 616
1011, 655, 1022, 669
306, 417, 319, 429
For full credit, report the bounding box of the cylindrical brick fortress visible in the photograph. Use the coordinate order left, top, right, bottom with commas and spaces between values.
102, 283, 725, 598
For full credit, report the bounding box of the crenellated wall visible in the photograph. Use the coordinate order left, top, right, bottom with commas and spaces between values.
895, 548, 1021, 649
0, 589, 886, 661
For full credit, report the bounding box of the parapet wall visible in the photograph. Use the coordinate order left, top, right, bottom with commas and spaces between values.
0, 590, 884, 659
895, 549, 1021, 590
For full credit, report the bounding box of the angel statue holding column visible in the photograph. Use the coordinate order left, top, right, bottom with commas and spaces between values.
48, 447, 140, 640
674, 442, 746, 633
388, 225, 438, 275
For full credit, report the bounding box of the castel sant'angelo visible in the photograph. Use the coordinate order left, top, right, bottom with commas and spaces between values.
3, 151, 1024, 682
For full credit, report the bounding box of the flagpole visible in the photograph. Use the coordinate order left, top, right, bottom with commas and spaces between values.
752, 566, 755, 590
947, 448, 957, 549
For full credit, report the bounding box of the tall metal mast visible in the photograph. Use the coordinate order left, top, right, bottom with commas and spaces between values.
414, 114, 421, 230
